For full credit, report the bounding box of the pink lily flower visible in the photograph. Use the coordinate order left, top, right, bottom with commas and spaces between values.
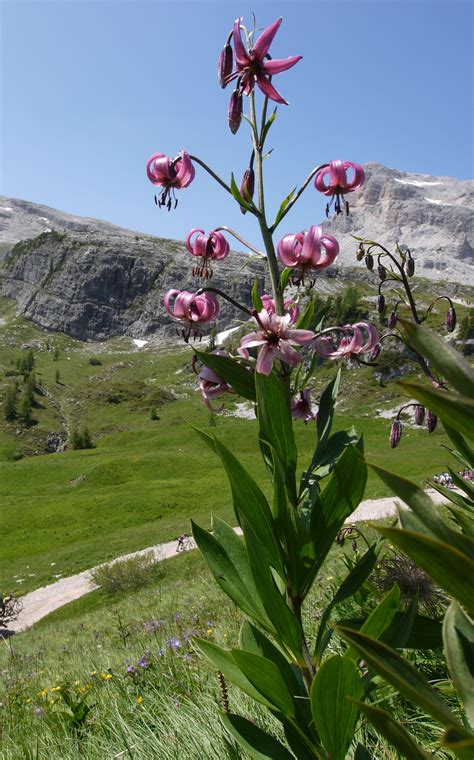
277, 225, 339, 283
314, 160, 365, 216
185, 229, 230, 278
240, 308, 314, 376
313, 322, 378, 360
195, 351, 231, 413
260, 293, 299, 323
146, 151, 195, 210
164, 289, 219, 342
226, 17, 302, 105
291, 389, 317, 423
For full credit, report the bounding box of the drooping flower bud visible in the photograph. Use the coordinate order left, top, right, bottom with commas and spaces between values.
390, 419, 402, 449
426, 411, 438, 433
406, 257, 415, 277
388, 311, 398, 329
351, 540, 357, 552
239, 167, 255, 214
446, 306, 456, 333
369, 343, 381, 362
414, 405, 425, 425
356, 244, 365, 261
365, 253, 374, 271
377, 295, 385, 314
218, 44, 233, 88
378, 265, 387, 281
228, 90, 243, 134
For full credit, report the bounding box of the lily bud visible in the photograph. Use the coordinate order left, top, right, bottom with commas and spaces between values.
228, 90, 243, 134
426, 411, 438, 433
388, 311, 398, 329
406, 257, 415, 277
377, 295, 385, 314
218, 44, 233, 88
390, 419, 402, 449
239, 167, 255, 214
351, 540, 357, 552
365, 253, 374, 271
356, 244, 365, 261
378, 265, 387, 281
446, 306, 456, 333
414, 405, 425, 425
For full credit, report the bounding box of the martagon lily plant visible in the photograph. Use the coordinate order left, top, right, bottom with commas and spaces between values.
146, 15, 474, 759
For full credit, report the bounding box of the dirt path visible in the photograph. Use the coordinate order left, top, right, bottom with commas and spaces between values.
7, 490, 448, 635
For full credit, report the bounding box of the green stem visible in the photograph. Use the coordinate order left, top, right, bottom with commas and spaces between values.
270, 163, 329, 233
188, 155, 234, 198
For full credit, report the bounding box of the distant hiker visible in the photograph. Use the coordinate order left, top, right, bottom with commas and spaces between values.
177, 534, 187, 551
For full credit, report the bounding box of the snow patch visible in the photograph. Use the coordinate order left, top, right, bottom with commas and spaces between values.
394, 178, 443, 187
424, 197, 454, 207
216, 326, 240, 344
0, 206, 13, 212
133, 339, 148, 348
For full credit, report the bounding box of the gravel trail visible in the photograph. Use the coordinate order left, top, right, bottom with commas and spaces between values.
6, 490, 448, 635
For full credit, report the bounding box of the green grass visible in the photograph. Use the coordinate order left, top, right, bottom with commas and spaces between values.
0, 295, 460, 595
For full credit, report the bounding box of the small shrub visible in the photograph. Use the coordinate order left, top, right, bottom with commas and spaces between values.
55, 369, 61, 384
2, 383, 18, 421
89, 357, 102, 366
91, 552, 160, 593
70, 427, 95, 450
150, 406, 159, 420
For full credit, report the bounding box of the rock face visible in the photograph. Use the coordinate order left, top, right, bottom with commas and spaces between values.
0, 161, 472, 341
322, 162, 473, 283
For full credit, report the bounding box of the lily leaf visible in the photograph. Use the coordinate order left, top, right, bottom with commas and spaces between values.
443, 601, 474, 727
344, 583, 400, 660
397, 381, 474, 440
220, 713, 295, 760
272, 187, 296, 229
353, 701, 432, 759
230, 172, 256, 213
232, 650, 297, 718
194, 350, 256, 402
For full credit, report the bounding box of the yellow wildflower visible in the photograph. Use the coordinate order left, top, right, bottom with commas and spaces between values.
100, 672, 112, 680
206, 627, 214, 635
137, 695, 144, 704
51, 686, 61, 693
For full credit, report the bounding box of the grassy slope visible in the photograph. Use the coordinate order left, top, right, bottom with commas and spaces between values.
0, 294, 464, 594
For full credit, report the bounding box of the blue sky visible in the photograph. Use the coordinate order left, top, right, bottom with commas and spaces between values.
1, 0, 472, 244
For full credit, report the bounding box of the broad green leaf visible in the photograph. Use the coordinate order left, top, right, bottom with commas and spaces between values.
310, 427, 360, 480
353, 700, 432, 759
314, 541, 383, 662
241, 517, 304, 658
447, 467, 474, 500
255, 371, 297, 501
251, 278, 263, 312
194, 350, 256, 402
272, 187, 297, 229
311, 655, 363, 760
338, 613, 443, 650
441, 727, 474, 760
398, 318, 474, 398
316, 369, 341, 454
369, 463, 474, 559
280, 267, 292, 292
397, 381, 474, 440
336, 626, 466, 731
220, 713, 295, 759
191, 521, 270, 628
443, 424, 474, 468
232, 650, 296, 718
295, 296, 315, 331
230, 172, 255, 212
192, 639, 274, 709
375, 524, 474, 614
260, 107, 277, 148
212, 437, 286, 577
344, 583, 400, 660
443, 601, 474, 727
306, 445, 367, 592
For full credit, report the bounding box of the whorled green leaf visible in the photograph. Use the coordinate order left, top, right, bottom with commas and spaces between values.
398, 318, 474, 398
193, 350, 256, 402
441, 727, 474, 760
338, 613, 443, 650
192, 639, 274, 709
212, 437, 286, 578
336, 626, 467, 733
397, 381, 474, 440
315, 369, 341, 455
251, 278, 263, 312
295, 297, 315, 331
255, 371, 297, 502
443, 601, 474, 727
311, 655, 363, 760
344, 583, 400, 660
353, 700, 433, 759
369, 463, 474, 559
375, 524, 474, 615
280, 267, 292, 292
442, 424, 474, 469
220, 712, 295, 760
260, 107, 277, 148
314, 541, 383, 662
232, 650, 297, 718
191, 520, 270, 629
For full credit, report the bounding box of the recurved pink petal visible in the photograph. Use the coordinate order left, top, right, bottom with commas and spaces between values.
255, 74, 288, 104
163, 289, 181, 318
314, 166, 332, 195
174, 151, 195, 188
328, 160, 347, 190
276, 340, 302, 367
147, 154, 170, 185
300, 225, 320, 263
287, 328, 315, 346
232, 18, 249, 68
185, 228, 205, 257
344, 161, 365, 191
311, 232, 339, 269
240, 333, 266, 349
256, 344, 276, 375
252, 17, 282, 59
262, 55, 302, 74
